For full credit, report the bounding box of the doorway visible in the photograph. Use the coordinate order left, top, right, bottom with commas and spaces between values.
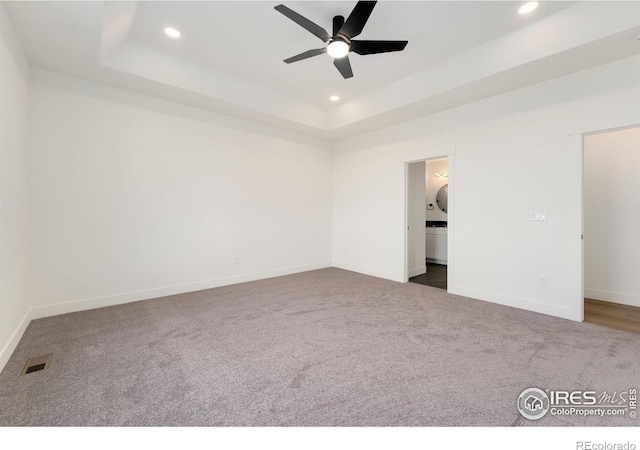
406, 157, 450, 290
583, 125, 640, 333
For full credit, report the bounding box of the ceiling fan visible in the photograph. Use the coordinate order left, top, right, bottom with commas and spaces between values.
274, 1, 408, 79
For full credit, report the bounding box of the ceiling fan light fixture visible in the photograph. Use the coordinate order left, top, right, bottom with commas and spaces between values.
330, 95, 340, 102
518, 2, 538, 15
327, 40, 350, 59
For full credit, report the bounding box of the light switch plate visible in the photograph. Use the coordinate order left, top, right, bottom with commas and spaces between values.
530, 211, 548, 221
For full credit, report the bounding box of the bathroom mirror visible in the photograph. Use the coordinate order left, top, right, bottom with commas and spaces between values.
436, 184, 448, 213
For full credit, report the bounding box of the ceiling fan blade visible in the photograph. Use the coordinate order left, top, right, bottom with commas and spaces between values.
283, 48, 327, 64
339, 1, 377, 39
333, 56, 353, 79
274, 4, 330, 42
351, 40, 408, 55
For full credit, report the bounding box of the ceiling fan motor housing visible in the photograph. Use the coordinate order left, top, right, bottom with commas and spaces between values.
331, 34, 351, 46
333, 15, 345, 37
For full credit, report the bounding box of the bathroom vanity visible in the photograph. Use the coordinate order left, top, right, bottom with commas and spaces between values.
426, 222, 448, 265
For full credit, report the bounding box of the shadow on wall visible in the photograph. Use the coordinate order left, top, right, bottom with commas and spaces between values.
31, 68, 330, 149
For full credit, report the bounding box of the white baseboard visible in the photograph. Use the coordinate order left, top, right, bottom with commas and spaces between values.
29, 261, 332, 320
450, 285, 580, 322
0, 307, 34, 374
408, 266, 427, 278
0, 261, 331, 374
584, 289, 640, 307
332, 261, 405, 283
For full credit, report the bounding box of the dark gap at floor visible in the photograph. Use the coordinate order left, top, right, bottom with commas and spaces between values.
409, 262, 447, 290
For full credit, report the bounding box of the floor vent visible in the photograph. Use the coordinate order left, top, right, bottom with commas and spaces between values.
21, 354, 52, 376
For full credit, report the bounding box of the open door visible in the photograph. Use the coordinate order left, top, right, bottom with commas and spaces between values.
407, 161, 426, 278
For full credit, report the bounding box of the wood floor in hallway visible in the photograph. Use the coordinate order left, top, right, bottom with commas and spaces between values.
584, 298, 640, 334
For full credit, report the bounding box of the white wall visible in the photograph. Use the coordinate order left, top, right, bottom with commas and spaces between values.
584, 127, 640, 307
26, 68, 332, 317
0, 4, 30, 369
333, 55, 640, 321
426, 159, 448, 222
407, 161, 426, 278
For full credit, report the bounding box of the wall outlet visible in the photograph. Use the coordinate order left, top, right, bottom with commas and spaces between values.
233, 256, 240, 265
538, 275, 548, 287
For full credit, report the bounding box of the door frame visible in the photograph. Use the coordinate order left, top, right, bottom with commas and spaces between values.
578, 123, 640, 321
403, 147, 456, 290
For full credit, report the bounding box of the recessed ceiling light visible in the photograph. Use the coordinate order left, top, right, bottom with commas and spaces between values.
518, 2, 538, 15
164, 27, 181, 38
330, 95, 340, 102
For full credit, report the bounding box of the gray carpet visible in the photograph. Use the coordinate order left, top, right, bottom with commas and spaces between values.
0, 268, 638, 426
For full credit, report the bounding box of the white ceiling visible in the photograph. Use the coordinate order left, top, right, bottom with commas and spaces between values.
127, 1, 573, 108
4, 1, 640, 139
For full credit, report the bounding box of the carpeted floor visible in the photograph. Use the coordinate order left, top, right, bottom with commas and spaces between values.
0, 268, 638, 426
